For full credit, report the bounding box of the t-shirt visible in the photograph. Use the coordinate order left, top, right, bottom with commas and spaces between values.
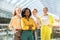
41, 16, 49, 25
32, 15, 38, 24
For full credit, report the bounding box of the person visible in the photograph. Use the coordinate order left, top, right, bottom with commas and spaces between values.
40, 7, 55, 40
8, 7, 22, 40
21, 8, 36, 40
32, 9, 40, 40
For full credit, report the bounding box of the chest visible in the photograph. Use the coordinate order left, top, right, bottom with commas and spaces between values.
41, 16, 49, 21
24, 19, 33, 25
14, 18, 21, 24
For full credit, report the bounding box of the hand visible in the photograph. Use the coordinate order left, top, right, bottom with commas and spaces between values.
16, 27, 22, 30
29, 27, 32, 30
12, 29, 18, 33
29, 25, 32, 30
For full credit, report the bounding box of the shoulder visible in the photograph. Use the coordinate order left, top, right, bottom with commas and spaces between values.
11, 16, 15, 20
48, 14, 53, 18
39, 15, 43, 20
21, 17, 26, 21
39, 15, 43, 18
30, 18, 34, 20
29, 18, 34, 21
21, 17, 25, 20
29, 18, 35, 23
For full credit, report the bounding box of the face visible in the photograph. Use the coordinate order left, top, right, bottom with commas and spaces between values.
33, 9, 37, 15
15, 8, 21, 16
43, 8, 48, 14
25, 9, 30, 17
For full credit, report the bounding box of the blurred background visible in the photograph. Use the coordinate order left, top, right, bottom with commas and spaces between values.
0, 0, 60, 40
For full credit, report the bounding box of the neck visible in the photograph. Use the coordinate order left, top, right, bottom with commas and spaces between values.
25, 16, 29, 21
33, 15, 36, 17
15, 15, 20, 18
26, 16, 29, 19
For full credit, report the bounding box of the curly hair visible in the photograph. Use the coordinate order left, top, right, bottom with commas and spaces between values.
21, 8, 31, 17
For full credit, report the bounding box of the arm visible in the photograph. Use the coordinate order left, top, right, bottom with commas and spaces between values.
51, 16, 56, 26
32, 19, 36, 30
21, 18, 29, 30
8, 17, 14, 30
48, 15, 56, 27
37, 18, 41, 29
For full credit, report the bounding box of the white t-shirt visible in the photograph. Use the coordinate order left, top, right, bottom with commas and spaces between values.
32, 15, 38, 24
41, 16, 49, 25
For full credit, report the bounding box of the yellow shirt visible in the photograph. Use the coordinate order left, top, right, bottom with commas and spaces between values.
21, 17, 36, 30
9, 16, 21, 30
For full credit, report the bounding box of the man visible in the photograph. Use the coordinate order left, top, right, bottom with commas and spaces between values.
40, 7, 55, 40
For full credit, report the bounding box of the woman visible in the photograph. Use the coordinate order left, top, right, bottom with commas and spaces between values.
32, 9, 40, 40
32, 9, 40, 29
9, 7, 22, 40
40, 7, 55, 40
21, 8, 36, 40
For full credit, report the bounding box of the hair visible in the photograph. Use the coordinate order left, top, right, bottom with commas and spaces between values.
13, 7, 20, 16
13, 9, 16, 16
43, 7, 48, 10
21, 8, 31, 17
33, 9, 38, 12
